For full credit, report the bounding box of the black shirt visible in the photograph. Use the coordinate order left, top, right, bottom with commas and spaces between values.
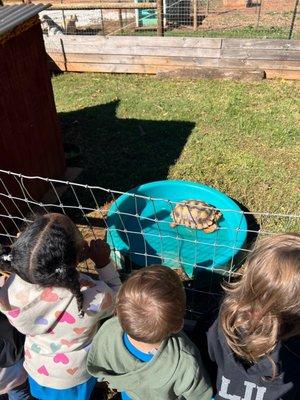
207, 318, 300, 400
0, 312, 24, 368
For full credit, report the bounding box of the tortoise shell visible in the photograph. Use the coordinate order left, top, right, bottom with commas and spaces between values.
170, 200, 222, 233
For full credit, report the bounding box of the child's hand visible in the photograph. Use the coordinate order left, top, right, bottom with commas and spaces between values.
89, 239, 111, 269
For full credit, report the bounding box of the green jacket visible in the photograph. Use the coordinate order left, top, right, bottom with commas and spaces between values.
87, 317, 212, 400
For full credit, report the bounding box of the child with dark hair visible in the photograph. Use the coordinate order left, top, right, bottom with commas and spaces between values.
87, 265, 212, 400
0, 213, 121, 400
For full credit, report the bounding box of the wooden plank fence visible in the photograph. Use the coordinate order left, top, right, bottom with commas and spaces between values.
44, 36, 300, 80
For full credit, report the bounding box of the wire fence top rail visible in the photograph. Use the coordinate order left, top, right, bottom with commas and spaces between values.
0, 169, 299, 219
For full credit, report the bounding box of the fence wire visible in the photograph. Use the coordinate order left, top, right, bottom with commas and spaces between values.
39, 0, 299, 39
0, 169, 299, 319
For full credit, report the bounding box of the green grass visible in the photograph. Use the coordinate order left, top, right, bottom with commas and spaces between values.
52, 73, 300, 232
118, 26, 293, 39
170, 26, 290, 39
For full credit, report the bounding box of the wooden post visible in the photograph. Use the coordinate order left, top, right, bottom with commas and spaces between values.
62, 10, 66, 32
118, 10, 124, 33
206, 0, 210, 15
193, 0, 197, 31
100, 9, 105, 36
157, 0, 164, 36
118, 0, 124, 33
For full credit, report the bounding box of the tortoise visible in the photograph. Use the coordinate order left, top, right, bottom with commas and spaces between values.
170, 200, 222, 233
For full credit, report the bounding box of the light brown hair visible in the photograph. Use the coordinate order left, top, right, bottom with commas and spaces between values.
116, 265, 186, 343
220, 233, 300, 375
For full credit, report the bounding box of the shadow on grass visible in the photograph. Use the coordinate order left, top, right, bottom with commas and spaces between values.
59, 100, 255, 326
59, 99, 195, 198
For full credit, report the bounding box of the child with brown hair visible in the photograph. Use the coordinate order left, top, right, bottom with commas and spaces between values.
207, 233, 300, 400
87, 265, 212, 400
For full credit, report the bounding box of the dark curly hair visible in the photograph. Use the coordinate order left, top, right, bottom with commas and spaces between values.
0, 213, 85, 317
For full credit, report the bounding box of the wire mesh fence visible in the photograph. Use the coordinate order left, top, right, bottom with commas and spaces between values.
0, 169, 299, 319
39, 0, 300, 39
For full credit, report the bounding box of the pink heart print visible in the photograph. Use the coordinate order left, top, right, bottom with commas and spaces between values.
61, 339, 77, 348
24, 349, 32, 359
67, 367, 78, 375
73, 327, 86, 335
8, 308, 20, 318
55, 311, 75, 324
54, 353, 69, 364
37, 365, 49, 376
41, 288, 59, 302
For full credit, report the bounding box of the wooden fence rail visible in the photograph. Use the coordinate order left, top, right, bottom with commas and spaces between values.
44, 36, 300, 80
5, 1, 163, 35
48, 3, 157, 10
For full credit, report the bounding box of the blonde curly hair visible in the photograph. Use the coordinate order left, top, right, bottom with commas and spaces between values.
220, 233, 300, 377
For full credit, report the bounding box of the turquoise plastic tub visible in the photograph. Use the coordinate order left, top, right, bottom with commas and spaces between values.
107, 180, 247, 278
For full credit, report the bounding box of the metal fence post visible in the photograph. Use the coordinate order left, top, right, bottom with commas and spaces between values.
289, 0, 299, 39
255, 0, 263, 29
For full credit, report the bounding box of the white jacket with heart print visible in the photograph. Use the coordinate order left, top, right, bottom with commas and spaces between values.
0, 261, 121, 389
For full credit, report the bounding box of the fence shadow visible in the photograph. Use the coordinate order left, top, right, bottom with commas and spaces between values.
59, 99, 195, 198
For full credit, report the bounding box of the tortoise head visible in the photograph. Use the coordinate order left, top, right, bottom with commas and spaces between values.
214, 210, 222, 222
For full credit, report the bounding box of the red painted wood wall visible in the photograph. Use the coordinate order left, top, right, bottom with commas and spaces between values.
0, 19, 65, 237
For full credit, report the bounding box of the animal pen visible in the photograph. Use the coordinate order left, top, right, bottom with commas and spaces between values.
0, 3, 299, 320
36, 0, 300, 80
0, 169, 299, 319
2, 1, 299, 78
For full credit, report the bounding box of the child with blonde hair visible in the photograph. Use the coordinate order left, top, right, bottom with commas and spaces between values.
207, 233, 300, 400
0, 213, 121, 400
87, 265, 212, 400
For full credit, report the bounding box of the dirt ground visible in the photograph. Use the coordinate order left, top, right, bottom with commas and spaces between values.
100, 0, 298, 36
201, 0, 297, 31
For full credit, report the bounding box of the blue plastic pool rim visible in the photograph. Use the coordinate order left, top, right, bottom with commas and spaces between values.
108, 180, 249, 216
107, 180, 248, 273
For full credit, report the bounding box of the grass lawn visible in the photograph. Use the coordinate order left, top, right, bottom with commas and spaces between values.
167, 26, 295, 39
119, 26, 296, 39
52, 73, 300, 232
